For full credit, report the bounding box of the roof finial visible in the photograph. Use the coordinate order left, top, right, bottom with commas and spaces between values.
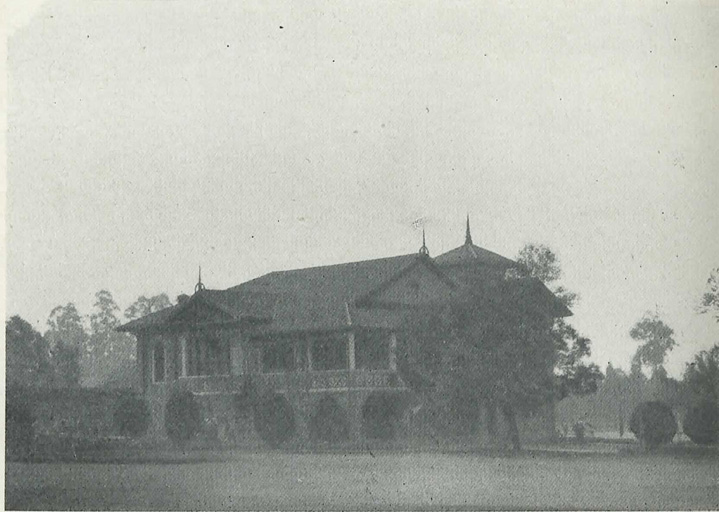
465, 214, 473, 245
419, 228, 430, 256
195, 265, 206, 293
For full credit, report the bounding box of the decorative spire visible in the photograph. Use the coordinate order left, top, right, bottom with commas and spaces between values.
194, 266, 206, 293
465, 214, 473, 245
419, 228, 430, 256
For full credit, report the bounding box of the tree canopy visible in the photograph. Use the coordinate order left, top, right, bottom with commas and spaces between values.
683, 344, 719, 402
398, 283, 556, 450
124, 294, 172, 320
86, 290, 138, 388
699, 268, 719, 322
6, 316, 53, 388
45, 303, 87, 387
629, 312, 676, 378
515, 243, 602, 401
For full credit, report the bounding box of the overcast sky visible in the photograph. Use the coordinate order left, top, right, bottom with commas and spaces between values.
6, 0, 719, 377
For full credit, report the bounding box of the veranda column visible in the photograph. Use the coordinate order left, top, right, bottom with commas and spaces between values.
348, 332, 356, 371
137, 334, 147, 391
180, 335, 188, 377
306, 339, 313, 371
389, 332, 397, 371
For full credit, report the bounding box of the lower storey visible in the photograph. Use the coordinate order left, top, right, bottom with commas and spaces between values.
144, 376, 556, 447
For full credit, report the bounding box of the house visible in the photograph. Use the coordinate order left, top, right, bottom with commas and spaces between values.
118, 219, 570, 445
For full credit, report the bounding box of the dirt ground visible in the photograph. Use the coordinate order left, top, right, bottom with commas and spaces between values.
6, 450, 719, 510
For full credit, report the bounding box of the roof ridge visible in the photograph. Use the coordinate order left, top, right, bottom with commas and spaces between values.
241, 252, 418, 279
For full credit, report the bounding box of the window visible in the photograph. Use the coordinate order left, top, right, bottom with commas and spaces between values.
311, 335, 348, 371
184, 333, 231, 376
152, 342, 166, 383
261, 342, 294, 373
355, 330, 389, 370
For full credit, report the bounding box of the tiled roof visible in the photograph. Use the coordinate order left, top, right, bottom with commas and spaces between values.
434, 242, 519, 269
232, 253, 429, 332
118, 245, 570, 335
118, 254, 429, 333
116, 303, 182, 332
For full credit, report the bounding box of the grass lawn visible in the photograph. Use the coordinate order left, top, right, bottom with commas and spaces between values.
6, 450, 719, 510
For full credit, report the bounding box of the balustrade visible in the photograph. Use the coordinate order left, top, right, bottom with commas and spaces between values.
176, 369, 400, 394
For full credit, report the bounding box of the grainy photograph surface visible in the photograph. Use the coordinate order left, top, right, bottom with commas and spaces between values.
4, 1, 719, 510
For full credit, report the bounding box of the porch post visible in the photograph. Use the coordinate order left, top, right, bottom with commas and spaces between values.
137, 334, 146, 392
180, 335, 188, 377
348, 332, 356, 371
306, 338, 313, 371
389, 332, 397, 371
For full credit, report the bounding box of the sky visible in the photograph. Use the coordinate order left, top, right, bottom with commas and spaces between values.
5, 0, 719, 378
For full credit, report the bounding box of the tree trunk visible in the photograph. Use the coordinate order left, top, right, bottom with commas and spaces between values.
502, 404, 521, 451
485, 402, 497, 439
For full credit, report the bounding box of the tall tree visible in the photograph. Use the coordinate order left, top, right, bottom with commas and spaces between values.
87, 290, 137, 388
399, 284, 556, 451
6, 316, 53, 387
683, 344, 719, 402
45, 303, 87, 387
515, 243, 602, 400
629, 312, 676, 378
124, 293, 172, 320
699, 268, 719, 322
90, 290, 121, 333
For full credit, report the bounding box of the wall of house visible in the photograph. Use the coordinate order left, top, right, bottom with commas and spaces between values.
139, 327, 251, 437
136, 323, 556, 447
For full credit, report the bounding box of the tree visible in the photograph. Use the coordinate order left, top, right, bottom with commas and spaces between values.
399, 290, 556, 451
516, 243, 602, 401
124, 294, 172, 321
516, 244, 562, 284
683, 344, 719, 402
6, 316, 53, 388
630, 312, 677, 378
699, 268, 719, 322
87, 291, 137, 388
683, 399, 719, 446
90, 290, 121, 333
46, 303, 88, 387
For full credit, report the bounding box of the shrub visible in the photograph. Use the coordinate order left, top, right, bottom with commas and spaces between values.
362, 392, 402, 440
113, 394, 151, 438
629, 401, 677, 449
309, 396, 349, 443
233, 377, 259, 421
683, 399, 719, 446
253, 393, 295, 447
6, 396, 34, 460
165, 390, 201, 444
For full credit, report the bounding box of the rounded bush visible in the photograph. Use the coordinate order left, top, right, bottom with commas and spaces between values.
362, 392, 402, 440
165, 390, 201, 444
684, 399, 719, 446
6, 398, 34, 460
629, 401, 677, 449
233, 378, 259, 421
309, 396, 349, 443
253, 393, 295, 447
113, 394, 151, 438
